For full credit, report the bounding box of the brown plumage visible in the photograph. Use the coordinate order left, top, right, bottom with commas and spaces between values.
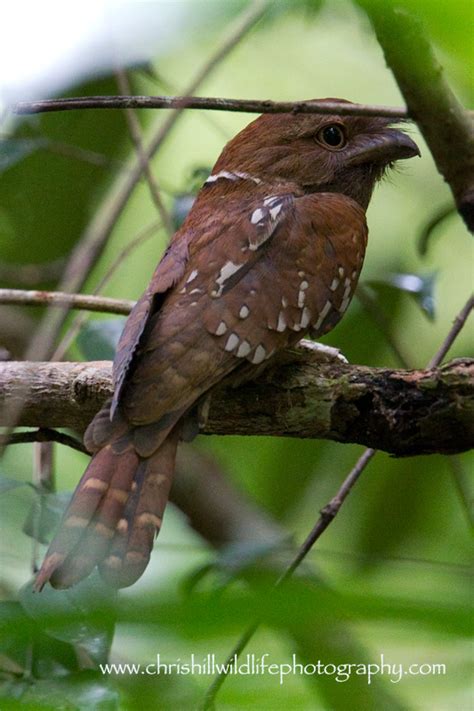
35, 99, 419, 590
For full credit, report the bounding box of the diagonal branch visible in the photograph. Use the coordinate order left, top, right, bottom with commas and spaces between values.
357, 0, 474, 231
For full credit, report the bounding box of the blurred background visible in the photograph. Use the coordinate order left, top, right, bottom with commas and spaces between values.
0, 1, 472, 709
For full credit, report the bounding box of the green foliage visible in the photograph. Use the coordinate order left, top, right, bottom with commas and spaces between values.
0, 1, 472, 709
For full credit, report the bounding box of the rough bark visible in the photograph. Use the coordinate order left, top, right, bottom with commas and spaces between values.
1, 356, 472, 456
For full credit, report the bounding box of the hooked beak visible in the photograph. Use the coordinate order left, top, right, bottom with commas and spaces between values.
346, 128, 420, 166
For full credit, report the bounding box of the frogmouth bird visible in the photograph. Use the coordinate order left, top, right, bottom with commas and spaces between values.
36, 99, 419, 589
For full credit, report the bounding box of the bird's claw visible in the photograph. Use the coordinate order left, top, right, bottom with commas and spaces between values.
296, 339, 349, 364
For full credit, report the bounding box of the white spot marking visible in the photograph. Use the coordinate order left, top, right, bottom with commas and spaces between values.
351, 270, 357, 279
300, 307, 311, 328
186, 269, 198, 284
298, 270, 305, 278
315, 300, 333, 330
205, 170, 261, 185
189, 288, 202, 295
281, 296, 288, 308
215, 321, 227, 336
250, 289, 257, 296
298, 289, 306, 307
277, 311, 287, 332
330, 278, 339, 291
225, 333, 239, 352
338, 266, 345, 278
205, 170, 238, 184
269, 204, 282, 220
339, 296, 351, 313
178, 287, 186, 294
214, 260, 242, 297
300, 281, 309, 290
239, 305, 250, 319
236, 340, 252, 357
263, 195, 279, 206
251, 208, 265, 225
251, 345, 266, 364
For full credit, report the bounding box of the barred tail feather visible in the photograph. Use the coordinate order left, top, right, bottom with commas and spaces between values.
35, 431, 179, 590
100, 430, 179, 588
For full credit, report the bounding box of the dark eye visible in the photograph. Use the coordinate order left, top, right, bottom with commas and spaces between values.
317, 124, 346, 149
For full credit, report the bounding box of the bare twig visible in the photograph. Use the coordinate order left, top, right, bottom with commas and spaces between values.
355, 284, 411, 368
203, 289, 474, 705
51, 221, 158, 360
11, 95, 412, 119
202, 449, 376, 709
427, 294, 474, 369
0, 288, 134, 315
1, 429, 87, 454
447, 456, 474, 530
115, 69, 174, 237
12, 0, 269, 368
31, 441, 55, 573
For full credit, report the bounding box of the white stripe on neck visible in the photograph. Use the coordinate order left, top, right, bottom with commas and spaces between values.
205, 170, 261, 185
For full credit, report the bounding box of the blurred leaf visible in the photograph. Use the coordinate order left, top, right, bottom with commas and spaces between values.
0, 476, 30, 494
76, 320, 125, 361
0, 76, 129, 266
367, 272, 437, 319
5, 672, 119, 710
0, 601, 78, 679
19, 575, 116, 666
22, 492, 71, 544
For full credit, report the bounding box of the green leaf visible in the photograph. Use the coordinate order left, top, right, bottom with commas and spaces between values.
19, 575, 116, 666
76, 320, 125, 361
4, 672, 119, 710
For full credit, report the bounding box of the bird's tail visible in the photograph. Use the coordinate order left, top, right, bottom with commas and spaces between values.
34, 430, 179, 590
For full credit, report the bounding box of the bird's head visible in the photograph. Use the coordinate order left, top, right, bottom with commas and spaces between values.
213, 99, 420, 209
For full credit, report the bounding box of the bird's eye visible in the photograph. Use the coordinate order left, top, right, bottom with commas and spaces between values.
316, 124, 346, 150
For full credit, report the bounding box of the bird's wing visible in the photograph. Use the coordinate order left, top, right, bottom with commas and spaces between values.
117, 190, 367, 448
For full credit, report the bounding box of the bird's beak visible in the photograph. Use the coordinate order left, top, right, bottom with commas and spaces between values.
346, 128, 420, 166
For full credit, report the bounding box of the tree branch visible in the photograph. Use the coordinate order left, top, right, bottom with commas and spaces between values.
0, 357, 472, 456
357, 0, 474, 231
11, 95, 412, 118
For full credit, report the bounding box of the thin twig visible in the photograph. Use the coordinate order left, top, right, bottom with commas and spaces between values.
447, 456, 474, 530
21, 0, 269, 363
11, 95, 412, 119
356, 284, 411, 368
203, 291, 474, 706
0, 288, 134, 315
115, 69, 174, 237
0, 0, 270, 448
51, 220, 158, 360
427, 294, 474, 369
202, 450, 376, 708
31, 441, 55, 573
1, 429, 87, 454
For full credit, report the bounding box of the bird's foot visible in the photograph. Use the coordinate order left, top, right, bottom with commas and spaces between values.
296, 339, 349, 364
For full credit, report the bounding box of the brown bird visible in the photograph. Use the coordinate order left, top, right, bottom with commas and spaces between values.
35, 100, 419, 590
